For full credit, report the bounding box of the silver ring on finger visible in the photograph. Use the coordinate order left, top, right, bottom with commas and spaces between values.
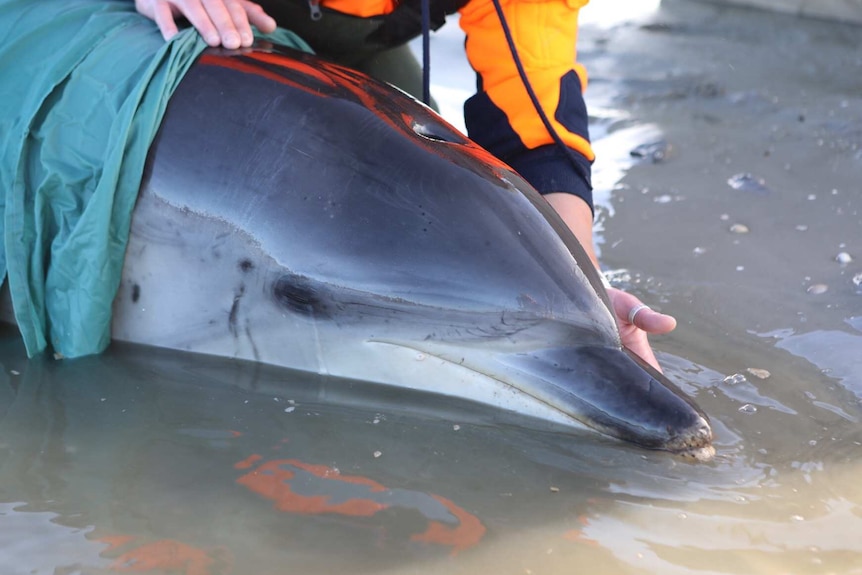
627, 303, 651, 325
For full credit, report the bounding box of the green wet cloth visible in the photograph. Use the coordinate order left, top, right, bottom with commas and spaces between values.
0, 0, 311, 358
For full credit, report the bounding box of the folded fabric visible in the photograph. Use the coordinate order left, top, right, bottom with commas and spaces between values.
0, 0, 310, 358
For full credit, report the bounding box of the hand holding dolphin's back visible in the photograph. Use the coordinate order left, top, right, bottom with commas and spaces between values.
134, 0, 276, 47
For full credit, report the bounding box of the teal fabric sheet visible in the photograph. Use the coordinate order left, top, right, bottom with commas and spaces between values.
0, 0, 311, 358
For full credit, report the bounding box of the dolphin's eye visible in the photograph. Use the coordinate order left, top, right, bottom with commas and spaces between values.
272, 273, 331, 317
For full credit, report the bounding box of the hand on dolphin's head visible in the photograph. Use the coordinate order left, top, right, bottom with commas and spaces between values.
606, 287, 677, 373
135, 0, 277, 48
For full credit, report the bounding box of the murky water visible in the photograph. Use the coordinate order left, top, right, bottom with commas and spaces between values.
2, 0, 862, 573
3, 325, 856, 575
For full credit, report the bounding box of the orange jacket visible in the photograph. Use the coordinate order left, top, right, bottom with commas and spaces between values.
321, 0, 595, 208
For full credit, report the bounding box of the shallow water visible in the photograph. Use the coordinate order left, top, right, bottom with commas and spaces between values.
3, 327, 857, 575
2, 0, 862, 573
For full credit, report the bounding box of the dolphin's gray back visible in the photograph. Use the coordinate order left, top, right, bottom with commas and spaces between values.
127, 46, 617, 344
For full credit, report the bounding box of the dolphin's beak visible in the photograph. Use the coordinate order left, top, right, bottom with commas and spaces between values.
498, 345, 714, 460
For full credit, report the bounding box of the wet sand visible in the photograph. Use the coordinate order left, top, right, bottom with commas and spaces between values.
586, 0, 861, 339
694, 0, 862, 25
581, 0, 862, 444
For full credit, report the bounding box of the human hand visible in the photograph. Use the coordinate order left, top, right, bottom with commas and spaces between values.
606, 287, 677, 373
135, 0, 277, 48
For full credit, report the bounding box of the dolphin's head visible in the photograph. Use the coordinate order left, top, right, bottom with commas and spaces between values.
119, 45, 713, 459
262, 265, 714, 460
491, 343, 714, 458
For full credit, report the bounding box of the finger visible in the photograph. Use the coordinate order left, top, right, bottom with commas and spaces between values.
243, 1, 277, 34
607, 288, 674, 373
223, 0, 255, 46
201, 0, 243, 49
179, 0, 223, 46
631, 306, 677, 335
151, 0, 181, 40
608, 288, 677, 335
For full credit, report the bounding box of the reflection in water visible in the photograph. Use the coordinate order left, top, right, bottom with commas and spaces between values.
0, 323, 860, 574
591, 123, 665, 215
233, 456, 486, 554
0, 503, 108, 574
579, 0, 662, 28
0, 333, 502, 573
772, 328, 862, 400
573, 493, 862, 575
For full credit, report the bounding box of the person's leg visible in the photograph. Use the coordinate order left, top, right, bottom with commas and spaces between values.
255, 0, 434, 107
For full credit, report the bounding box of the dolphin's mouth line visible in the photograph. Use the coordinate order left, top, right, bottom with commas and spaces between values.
365, 339, 715, 461
365, 338, 594, 429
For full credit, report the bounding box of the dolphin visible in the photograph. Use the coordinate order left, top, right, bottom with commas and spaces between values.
111, 45, 713, 459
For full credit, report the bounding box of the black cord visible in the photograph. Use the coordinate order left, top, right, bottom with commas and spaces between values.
421, 0, 431, 105
414, 0, 587, 180
489, 0, 590, 182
